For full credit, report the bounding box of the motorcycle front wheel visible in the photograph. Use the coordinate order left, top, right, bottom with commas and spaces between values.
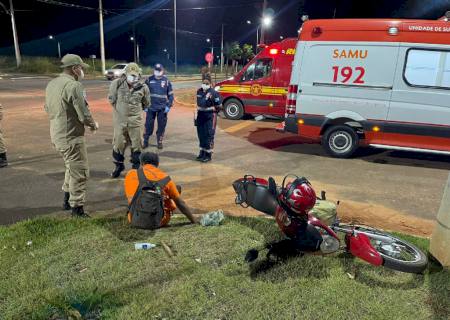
352, 226, 428, 274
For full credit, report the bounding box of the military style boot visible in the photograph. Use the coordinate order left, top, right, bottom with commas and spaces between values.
71, 206, 90, 218
131, 151, 142, 169
0, 153, 8, 168
63, 192, 71, 210
196, 150, 205, 161
111, 150, 125, 178
157, 142, 163, 150
202, 152, 212, 163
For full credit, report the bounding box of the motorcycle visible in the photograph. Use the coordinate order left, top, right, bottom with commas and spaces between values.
232, 174, 428, 274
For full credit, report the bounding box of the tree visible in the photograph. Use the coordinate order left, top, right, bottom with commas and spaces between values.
229, 42, 243, 73
241, 44, 255, 64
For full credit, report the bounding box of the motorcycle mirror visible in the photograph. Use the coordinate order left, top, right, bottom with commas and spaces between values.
268, 177, 277, 196
245, 249, 259, 263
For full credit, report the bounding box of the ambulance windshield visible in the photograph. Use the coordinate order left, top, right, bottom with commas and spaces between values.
241, 58, 273, 82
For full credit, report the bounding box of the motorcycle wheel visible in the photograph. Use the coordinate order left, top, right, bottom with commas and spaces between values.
353, 226, 428, 274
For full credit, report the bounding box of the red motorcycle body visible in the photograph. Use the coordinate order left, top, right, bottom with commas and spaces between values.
346, 232, 383, 266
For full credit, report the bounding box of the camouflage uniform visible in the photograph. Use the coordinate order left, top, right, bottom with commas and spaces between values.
44, 54, 97, 210
0, 103, 7, 167
108, 63, 150, 178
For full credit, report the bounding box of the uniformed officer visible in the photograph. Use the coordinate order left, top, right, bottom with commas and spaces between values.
44, 54, 98, 217
108, 63, 150, 178
143, 63, 174, 150
0, 103, 7, 168
195, 78, 222, 163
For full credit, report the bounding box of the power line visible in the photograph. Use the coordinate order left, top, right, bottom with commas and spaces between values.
109, 2, 263, 12
35, 0, 115, 15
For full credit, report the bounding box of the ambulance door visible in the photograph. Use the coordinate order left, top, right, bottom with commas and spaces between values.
387, 47, 450, 151
298, 42, 399, 144
239, 58, 274, 115
270, 52, 292, 116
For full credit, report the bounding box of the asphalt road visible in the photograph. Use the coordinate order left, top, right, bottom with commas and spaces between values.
0, 77, 448, 230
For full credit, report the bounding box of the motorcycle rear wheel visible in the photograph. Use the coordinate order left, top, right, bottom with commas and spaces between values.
352, 226, 428, 274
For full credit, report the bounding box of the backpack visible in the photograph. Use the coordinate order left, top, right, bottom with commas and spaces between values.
128, 167, 171, 229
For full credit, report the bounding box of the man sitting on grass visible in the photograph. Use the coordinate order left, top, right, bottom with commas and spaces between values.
124, 152, 198, 228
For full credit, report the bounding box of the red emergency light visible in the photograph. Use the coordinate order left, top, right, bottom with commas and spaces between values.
269, 48, 278, 55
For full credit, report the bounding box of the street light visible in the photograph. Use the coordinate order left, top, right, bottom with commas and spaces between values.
262, 16, 273, 27
1, 0, 21, 67
280, 36, 284, 40
129, 36, 139, 63
48, 35, 61, 58
163, 48, 170, 61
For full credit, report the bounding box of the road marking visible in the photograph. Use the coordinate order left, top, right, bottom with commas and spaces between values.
223, 121, 254, 133
10, 76, 51, 80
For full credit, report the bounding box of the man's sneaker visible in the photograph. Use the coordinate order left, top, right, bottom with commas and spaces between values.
71, 206, 90, 218
202, 152, 212, 163
0, 153, 7, 168
63, 192, 71, 210
111, 162, 125, 178
157, 142, 163, 150
196, 150, 205, 161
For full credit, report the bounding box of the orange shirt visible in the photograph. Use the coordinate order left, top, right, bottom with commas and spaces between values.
124, 164, 180, 226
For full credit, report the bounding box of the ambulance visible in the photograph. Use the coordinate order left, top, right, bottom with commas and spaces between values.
283, 14, 450, 158
216, 38, 297, 120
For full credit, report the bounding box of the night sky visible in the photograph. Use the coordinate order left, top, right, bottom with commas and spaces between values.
0, 0, 449, 65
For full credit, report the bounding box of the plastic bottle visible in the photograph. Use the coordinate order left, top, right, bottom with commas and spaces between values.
134, 243, 156, 250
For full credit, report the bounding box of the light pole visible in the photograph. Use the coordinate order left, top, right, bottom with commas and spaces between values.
174, 0, 177, 77
206, 38, 213, 69
48, 35, 61, 58
260, 0, 268, 44
99, 0, 106, 75
163, 48, 170, 61
220, 23, 224, 73
1, 0, 21, 67
129, 36, 140, 63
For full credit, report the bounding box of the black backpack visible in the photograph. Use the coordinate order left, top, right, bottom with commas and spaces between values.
128, 167, 171, 229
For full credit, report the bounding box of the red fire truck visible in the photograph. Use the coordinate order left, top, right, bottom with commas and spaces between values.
216, 38, 297, 120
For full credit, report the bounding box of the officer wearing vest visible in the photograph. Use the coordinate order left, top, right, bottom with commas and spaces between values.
143, 64, 174, 150
44, 54, 98, 217
108, 63, 150, 178
195, 78, 222, 163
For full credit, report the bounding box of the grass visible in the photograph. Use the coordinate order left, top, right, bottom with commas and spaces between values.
0, 214, 448, 320
0, 56, 205, 78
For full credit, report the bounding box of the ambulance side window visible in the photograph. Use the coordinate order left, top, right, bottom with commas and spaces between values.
404, 49, 450, 89
241, 59, 272, 82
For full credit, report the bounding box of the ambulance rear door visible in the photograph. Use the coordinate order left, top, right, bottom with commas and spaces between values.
238, 57, 275, 115
270, 42, 296, 116
298, 41, 399, 144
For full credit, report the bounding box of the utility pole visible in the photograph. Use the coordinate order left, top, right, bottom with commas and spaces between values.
174, 0, 177, 77
57, 41, 61, 58
259, 0, 267, 45
220, 24, 224, 73
136, 43, 140, 64
2, 0, 21, 67
99, 0, 106, 75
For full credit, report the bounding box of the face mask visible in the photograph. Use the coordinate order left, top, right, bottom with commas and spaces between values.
154, 70, 163, 77
127, 75, 138, 84
202, 84, 210, 91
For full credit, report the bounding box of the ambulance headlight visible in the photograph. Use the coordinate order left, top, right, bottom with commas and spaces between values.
215, 85, 221, 92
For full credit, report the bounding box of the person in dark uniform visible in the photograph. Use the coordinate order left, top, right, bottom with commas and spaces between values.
143, 64, 174, 150
195, 78, 222, 163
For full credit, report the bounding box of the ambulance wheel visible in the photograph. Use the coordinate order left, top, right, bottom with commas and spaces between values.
224, 99, 244, 120
322, 125, 359, 158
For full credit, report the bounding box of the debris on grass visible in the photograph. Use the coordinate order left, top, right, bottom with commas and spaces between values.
161, 241, 174, 258
134, 243, 156, 250
200, 210, 225, 226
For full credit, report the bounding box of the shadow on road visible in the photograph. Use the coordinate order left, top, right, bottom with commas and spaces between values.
246, 128, 450, 171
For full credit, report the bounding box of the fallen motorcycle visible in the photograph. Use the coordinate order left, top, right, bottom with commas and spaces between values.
232, 174, 428, 274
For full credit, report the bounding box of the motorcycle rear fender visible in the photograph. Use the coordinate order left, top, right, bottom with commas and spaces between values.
308, 215, 340, 241
346, 233, 383, 266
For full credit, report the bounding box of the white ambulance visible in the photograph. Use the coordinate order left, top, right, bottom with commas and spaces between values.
283, 14, 450, 158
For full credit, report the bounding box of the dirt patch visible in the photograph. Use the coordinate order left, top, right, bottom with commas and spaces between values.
174, 89, 196, 107
179, 171, 434, 237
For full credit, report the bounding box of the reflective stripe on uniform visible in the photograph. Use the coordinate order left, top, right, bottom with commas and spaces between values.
150, 94, 168, 99
197, 107, 215, 112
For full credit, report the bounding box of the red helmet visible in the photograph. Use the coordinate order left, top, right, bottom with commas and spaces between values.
280, 176, 316, 215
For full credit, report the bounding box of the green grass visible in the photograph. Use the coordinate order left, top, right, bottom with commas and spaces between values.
0, 56, 205, 77
0, 215, 448, 320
